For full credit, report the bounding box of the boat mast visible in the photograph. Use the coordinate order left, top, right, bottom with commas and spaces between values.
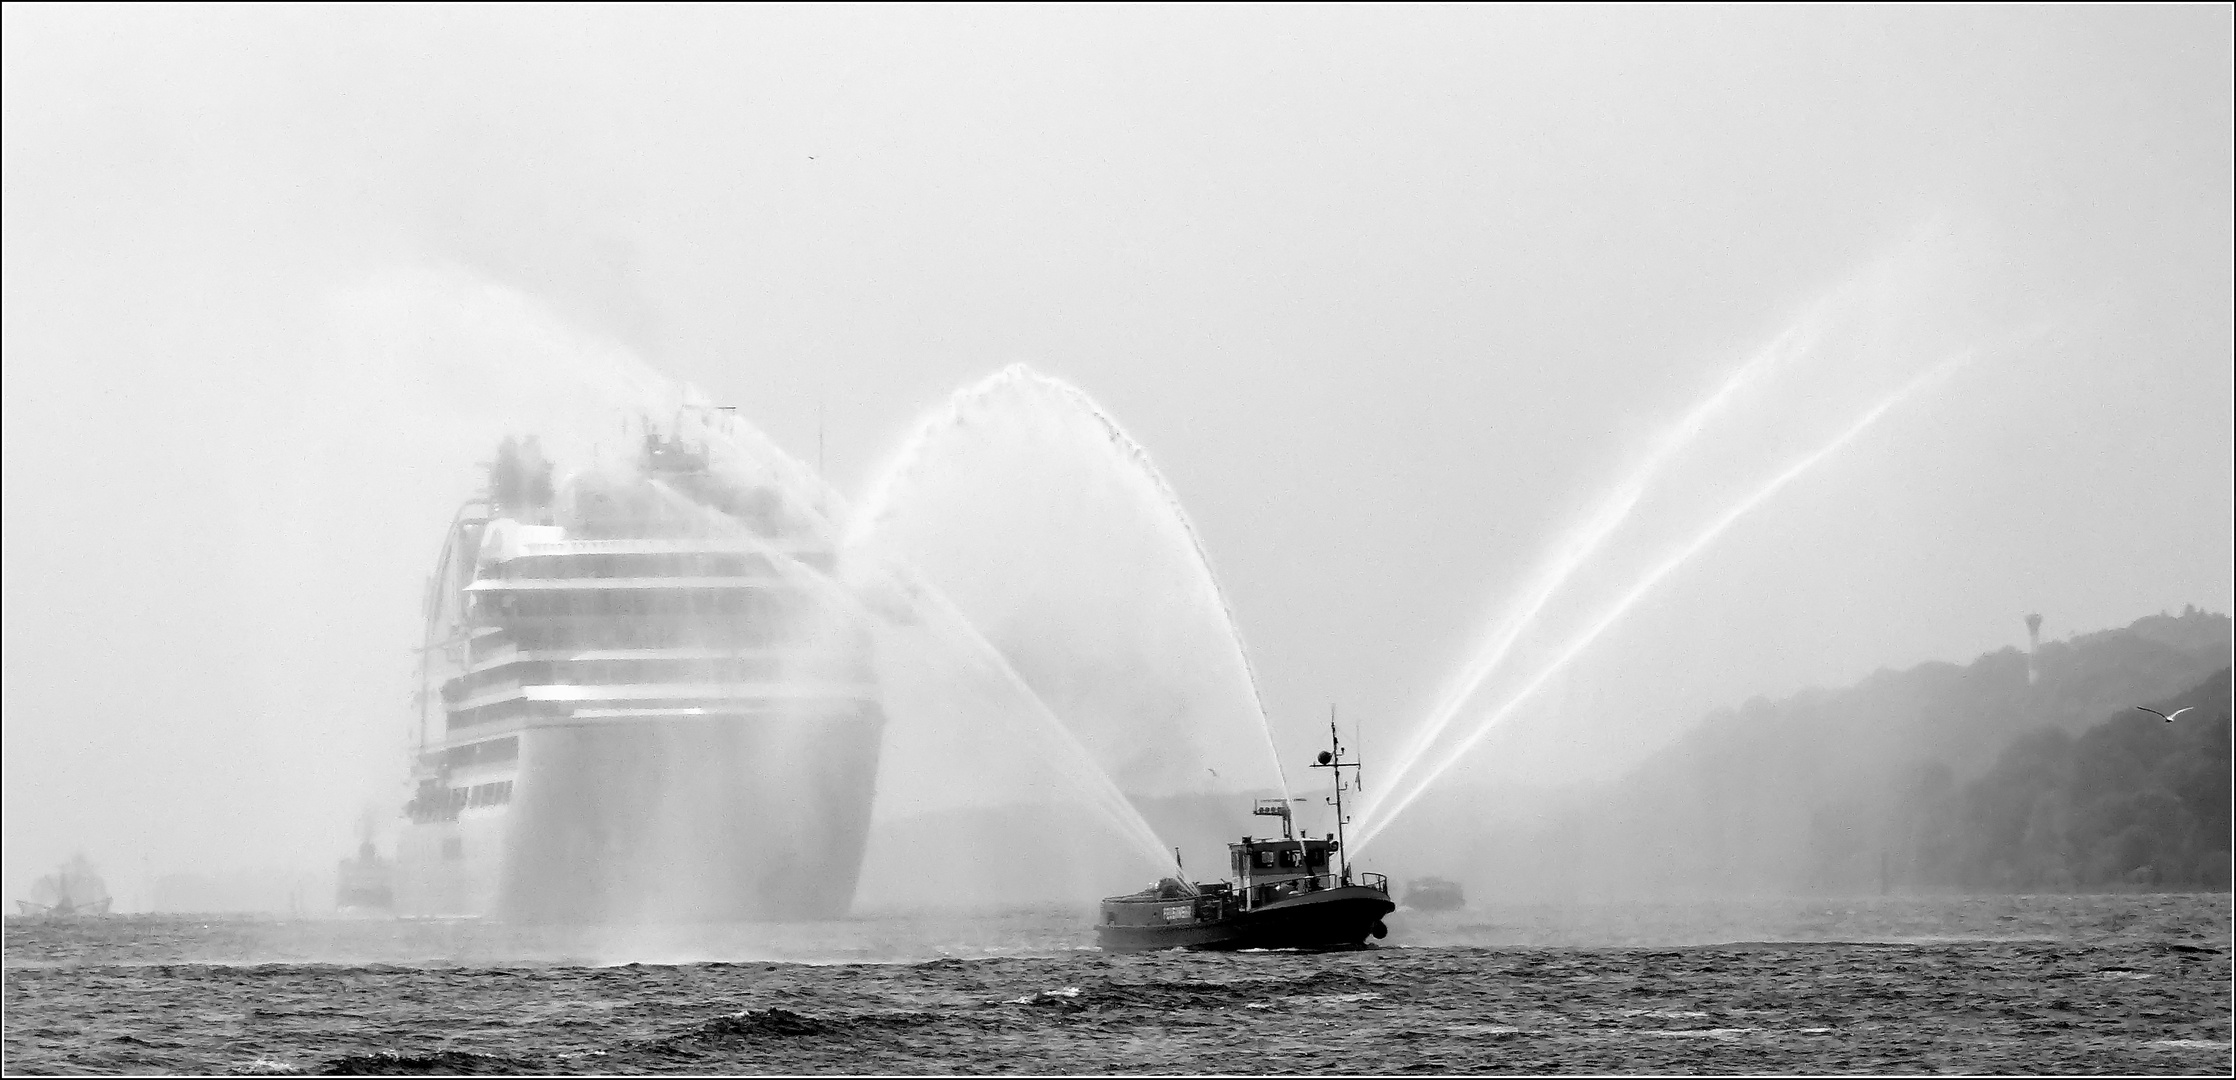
1325, 705, 1337, 864
1310, 706, 1359, 885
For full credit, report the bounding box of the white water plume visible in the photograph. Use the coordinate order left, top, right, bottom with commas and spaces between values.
658, 472, 1177, 868
1370, 241, 1966, 813
1372, 317, 1819, 812
622, 377, 1194, 897
847, 364, 1291, 805
644, 411, 1184, 883
317, 270, 1182, 913
1354, 352, 1976, 849
851, 551, 1184, 888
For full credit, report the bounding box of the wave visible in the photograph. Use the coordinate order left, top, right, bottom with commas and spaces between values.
316, 1049, 539, 1075
1001, 967, 1386, 1011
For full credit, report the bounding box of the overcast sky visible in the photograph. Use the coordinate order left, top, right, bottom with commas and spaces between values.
5, 5, 2230, 899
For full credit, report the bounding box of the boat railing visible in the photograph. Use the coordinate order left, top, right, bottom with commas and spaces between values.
518, 537, 832, 557
1254, 871, 1391, 903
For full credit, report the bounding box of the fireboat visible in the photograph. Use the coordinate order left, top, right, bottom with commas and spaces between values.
1098, 721, 1395, 951
15, 855, 112, 918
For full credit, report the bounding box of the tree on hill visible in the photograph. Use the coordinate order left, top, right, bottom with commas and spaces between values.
1930, 667, 2231, 890
1477, 609, 2230, 898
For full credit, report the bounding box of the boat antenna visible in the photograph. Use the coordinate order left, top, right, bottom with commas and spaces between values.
1310, 706, 1360, 885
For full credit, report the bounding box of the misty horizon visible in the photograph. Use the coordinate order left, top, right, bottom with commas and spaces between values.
4, 6, 2231, 912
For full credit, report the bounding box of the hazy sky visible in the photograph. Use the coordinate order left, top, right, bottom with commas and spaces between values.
5, 5, 2230, 899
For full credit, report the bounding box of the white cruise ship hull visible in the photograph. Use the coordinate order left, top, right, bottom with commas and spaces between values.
399, 434, 886, 923
395, 709, 881, 921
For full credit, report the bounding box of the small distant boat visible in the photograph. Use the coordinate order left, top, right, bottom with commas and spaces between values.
16, 854, 112, 917
336, 840, 395, 911
1405, 876, 1465, 912
1099, 723, 1395, 951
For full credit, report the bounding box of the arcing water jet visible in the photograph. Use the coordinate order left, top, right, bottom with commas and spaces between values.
344, 271, 1194, 923
849, 552, 1183, 877
645, 450, 1181, 879
848, 364, 1293, 807
1353, 353, 1975, 850
1372, 317, 1821, 813
619, 379, 1191, 886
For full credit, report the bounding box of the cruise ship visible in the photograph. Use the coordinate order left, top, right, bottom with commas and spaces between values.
398, 424, 884, 922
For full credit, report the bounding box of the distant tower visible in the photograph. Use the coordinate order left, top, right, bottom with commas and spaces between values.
2024, 613, 2044, 684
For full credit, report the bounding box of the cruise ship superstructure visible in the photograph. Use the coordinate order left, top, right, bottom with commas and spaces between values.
398, 426, 883, 921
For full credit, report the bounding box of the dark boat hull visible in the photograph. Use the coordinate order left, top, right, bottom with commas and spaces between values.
1097, 885, 1394, 952
1097, 918, 1247, 951
1236, 885, 1395, 949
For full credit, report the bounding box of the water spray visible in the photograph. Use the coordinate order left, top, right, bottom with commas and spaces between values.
644, 479, 1179, 873
1373, 318, 1821, 809
1354, 352, 1974, 849
865, 552, 1184, 872
850, 363, 1295, 807
581, 356, 1187, 876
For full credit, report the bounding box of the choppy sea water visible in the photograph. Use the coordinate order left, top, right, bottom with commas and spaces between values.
5, 894, 2229, 1075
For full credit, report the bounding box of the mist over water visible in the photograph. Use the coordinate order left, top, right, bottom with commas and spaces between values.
8, 242, 2142, 924
9, 224, 2213, 941
356, 245, 2004, 920
298, 272, 1369, 921
6, 9, 2229, 955
324, 271, 1240, 916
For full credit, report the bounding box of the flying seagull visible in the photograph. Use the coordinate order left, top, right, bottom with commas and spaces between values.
2133, 706, 2195, 723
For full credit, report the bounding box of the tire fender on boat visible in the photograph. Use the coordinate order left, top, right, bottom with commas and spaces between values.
1371, 921, 1388, 939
